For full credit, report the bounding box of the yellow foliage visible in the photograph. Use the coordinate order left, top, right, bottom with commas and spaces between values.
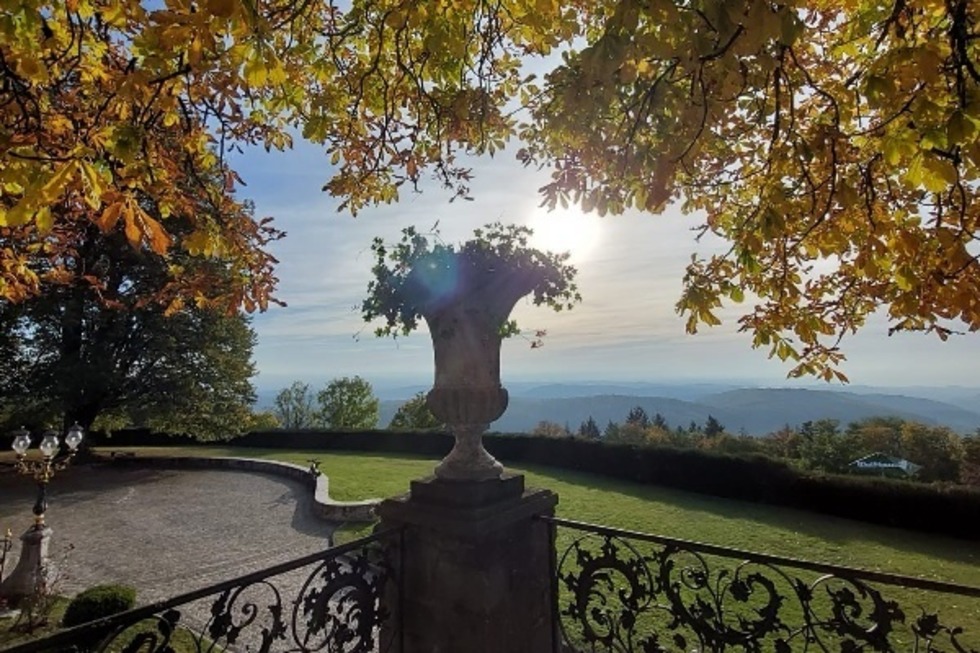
3, 0, 980, 377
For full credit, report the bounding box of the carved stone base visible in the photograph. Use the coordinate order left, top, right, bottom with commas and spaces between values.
434, 422, 504, 481
427, 386, 508, 482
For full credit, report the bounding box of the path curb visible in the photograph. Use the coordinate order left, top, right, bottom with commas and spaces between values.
101, 454, 379, 522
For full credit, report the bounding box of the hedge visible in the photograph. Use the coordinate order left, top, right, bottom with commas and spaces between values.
85, 428, 980, 540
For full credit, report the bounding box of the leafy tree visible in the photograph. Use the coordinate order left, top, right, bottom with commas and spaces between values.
626, 406, 651, 428
961, 435, 980, 486
644, 425, 675, 447
0, 225, 261, 437
317, 376, 380, 430
273, 382, 320, 430
704, 415, 725, 438
124, 313, 260, 440
899, 422, 963, 482
762, 425, 802, 459
846, 417, 905, 457
605, 423, 646, 446
699, 433, 765, 456
248, 411, 281, 431
798, 420, 859, 473
531, 421, 570, 438
520, 1, 980, 380
1, 15, 281, 311
578, 417, 601, 440
0, 288, 257, 439
9, 1, 980, 379
389, 393, 442, 430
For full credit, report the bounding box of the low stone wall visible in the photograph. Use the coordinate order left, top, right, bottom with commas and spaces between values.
101, 454, 379, 522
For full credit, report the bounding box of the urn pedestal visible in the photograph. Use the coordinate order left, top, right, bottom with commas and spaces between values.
378, 475, 558, 652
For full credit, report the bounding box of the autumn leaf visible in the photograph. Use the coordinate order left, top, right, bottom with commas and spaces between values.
206, 0, 236, 18
79, 161, 105, 209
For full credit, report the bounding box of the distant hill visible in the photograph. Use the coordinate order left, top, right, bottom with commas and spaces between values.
484, 388, 980, 435
948, 392, 980, 414
272, 383, 980, 435
493, 395, 717, 433
507, 382, 740, 401
699, 388, 980, 433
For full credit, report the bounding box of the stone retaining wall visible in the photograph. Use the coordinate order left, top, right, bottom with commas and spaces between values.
103, 454, 379, 522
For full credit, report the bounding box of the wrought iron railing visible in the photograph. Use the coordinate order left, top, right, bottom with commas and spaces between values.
2, 528, 402, 653
545, 517, 980, 653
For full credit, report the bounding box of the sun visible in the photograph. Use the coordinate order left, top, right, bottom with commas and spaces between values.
526, 205, 603, 262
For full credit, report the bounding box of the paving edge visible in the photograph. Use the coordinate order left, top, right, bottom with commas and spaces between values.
99, 454, 380, 523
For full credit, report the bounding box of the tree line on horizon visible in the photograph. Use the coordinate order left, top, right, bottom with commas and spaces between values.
269, 380, 980, 487
271, 378, 440, 431
531, 406, 980, 486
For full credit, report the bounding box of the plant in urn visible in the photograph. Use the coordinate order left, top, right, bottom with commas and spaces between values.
363, 223, 579, 481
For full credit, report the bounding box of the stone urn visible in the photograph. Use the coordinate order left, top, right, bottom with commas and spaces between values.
363, 224, 578, 482
404, 251, 549, 481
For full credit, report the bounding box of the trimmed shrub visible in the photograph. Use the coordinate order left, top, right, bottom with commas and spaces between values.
85, 428, 205, 448
234, 428, 454, 456
62, 584, 136, 629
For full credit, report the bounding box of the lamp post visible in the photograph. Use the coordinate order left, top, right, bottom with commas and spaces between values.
0, 424, 84, 606
10, 425, 85, 529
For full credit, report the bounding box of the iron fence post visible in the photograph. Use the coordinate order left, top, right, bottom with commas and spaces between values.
547, 516, 561, 653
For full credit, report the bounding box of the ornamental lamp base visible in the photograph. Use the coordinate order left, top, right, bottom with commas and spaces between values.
0, 525, 53, 607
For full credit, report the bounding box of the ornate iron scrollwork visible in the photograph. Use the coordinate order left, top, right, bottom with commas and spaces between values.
2, 530, 399, 653
291, 543, 391, 652
551, 520, 980, 653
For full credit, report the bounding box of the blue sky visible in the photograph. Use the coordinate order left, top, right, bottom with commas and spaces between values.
230, 139, 980, 396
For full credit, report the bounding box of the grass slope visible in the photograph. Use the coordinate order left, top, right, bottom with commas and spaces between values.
121, 446, 980, 585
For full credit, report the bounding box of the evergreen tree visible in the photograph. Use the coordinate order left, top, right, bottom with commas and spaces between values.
704, 415, 725, 438
626, 406, 651, 428
603, 420, 621, 441
578, 417, 601, 440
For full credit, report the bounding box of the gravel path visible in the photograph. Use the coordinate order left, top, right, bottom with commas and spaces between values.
0, 464, 339, 603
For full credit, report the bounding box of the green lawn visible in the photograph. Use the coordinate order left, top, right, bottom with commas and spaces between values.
0, 598, 69, 648
115, 446, 980, 585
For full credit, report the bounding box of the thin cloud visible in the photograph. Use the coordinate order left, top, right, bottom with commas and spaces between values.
234, 138, 980, 390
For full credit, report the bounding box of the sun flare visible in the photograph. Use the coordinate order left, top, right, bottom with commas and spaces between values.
526, 206, 603, 262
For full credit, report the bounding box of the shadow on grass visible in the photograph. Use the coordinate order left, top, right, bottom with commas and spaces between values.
517, 461, 980, 575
